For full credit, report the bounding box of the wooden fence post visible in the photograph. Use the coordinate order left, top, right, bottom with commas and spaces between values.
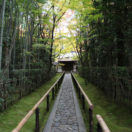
89, 108, 93, 132
47, 95, 49, 112
55, 84, 58, 94
79, 88, 81, 99
97, 122, 102, 132
35, 108, 40, 132
52, 88, 54, 100
82, 95, 85, 110
76, 83, 78, 91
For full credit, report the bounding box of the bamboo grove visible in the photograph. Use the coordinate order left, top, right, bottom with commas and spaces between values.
0, 0, 132, 111
74, 0, 132, 106
0, 0, 70, 111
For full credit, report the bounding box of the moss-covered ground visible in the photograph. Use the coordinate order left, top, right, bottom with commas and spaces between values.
0, 73, 61, 132
74, 73, 132, 132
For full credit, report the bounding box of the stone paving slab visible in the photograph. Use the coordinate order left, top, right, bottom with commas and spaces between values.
43, 73, 86, 132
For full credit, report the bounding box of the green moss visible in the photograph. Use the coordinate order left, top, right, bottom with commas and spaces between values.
74, 73, 132, 132
0, 73, 61, 132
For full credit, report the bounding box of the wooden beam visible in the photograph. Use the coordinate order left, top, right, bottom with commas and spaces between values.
71, 73, 93, 109
96, 114, 111, 132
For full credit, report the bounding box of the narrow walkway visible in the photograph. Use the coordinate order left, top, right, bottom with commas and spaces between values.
43, 73, 86, 132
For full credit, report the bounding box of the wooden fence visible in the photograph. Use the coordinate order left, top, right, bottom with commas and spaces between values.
71, 73, 111, 132
96, 114, 110, 132
12, 73, 65, 132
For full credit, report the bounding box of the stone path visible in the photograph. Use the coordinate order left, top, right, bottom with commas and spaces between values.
43, 73, 86, 132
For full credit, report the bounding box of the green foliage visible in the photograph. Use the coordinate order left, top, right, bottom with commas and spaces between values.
32, 43, 50, 50
0, 0, 61, 111
0, 73, 61, 132
79, 66, 132, 105
74, 73, 132, 132
74, 0, 132, 106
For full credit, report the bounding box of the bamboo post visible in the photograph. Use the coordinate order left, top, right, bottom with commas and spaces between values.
55, 83, 58, 94
89, 108, 93, 132
46, 95, 49, 112
76, 82, 78, 91
59, 80, 60, 87
52, 88, 54, 100
82, 95, 85, 110
97, 122, 102, 132
79, 88, 81, 99
35, 108, 39, 132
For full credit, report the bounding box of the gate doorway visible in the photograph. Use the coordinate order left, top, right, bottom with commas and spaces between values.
58, 59, 77, 72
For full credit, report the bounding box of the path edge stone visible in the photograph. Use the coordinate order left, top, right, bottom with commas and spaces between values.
71, 75, 86, 132
43, 74, 65, 132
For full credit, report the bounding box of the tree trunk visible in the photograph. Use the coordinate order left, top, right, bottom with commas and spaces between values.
0, 0, 6, 71
49, 6, 56, 72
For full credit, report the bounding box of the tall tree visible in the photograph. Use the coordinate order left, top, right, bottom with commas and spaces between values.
0, 0, 6, 71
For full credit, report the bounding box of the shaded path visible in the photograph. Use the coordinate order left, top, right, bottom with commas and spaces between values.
43, 73, 86, 132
